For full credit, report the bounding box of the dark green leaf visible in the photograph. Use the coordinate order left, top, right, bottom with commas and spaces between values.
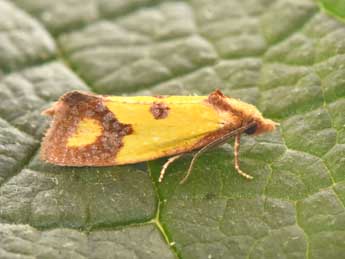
1, 0, 345, 258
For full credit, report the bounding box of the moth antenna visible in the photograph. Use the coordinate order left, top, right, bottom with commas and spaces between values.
159, 154, 183, 183
234, 134, 253, 179
179, 152, 199, 184
179, 130, 235, 184
180, 123, 256, 184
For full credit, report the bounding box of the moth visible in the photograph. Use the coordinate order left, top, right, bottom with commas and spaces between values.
41, 89, 278, 183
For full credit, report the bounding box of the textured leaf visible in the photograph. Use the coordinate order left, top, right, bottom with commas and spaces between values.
317, 0, 345, 21
1, 0, 345, 258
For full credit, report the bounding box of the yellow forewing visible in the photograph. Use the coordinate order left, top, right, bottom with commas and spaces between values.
41, 90, 278, 169
105, 96, 225, 164
67, 118, 103, 147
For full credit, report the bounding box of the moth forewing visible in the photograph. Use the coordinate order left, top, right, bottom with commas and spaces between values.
41, 89, 278, 183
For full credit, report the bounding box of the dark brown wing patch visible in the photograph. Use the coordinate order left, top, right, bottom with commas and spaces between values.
41, 91, 132, 166
150, 102, 170, 119
207, 89, 232, 112
207, 89, 244, 118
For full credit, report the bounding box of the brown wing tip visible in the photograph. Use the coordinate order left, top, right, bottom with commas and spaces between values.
41, 105, 56, 116
40, 90, 133, 167
60, 90, 100, 106
41, 91, 99, 117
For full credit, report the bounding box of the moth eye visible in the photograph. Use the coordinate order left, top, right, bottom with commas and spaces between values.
245, 123, 257, 135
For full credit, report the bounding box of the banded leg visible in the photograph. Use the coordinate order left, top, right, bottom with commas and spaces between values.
159, 155, 183, 182
234, 134, 253, 179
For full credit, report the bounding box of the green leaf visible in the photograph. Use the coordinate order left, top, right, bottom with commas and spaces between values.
1, 0, 345, 258
317, 0, 345, 21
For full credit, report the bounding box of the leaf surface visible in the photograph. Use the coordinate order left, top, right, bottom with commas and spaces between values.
1, 0, 345, 258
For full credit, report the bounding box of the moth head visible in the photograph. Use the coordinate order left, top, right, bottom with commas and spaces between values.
243, 117, 278, 136
208, 90, 278, 136
232, 100, 278, 136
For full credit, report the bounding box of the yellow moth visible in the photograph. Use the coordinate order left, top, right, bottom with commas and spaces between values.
41, 90, 278, 183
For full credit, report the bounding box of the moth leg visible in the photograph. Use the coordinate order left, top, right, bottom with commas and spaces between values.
179, 123, 257, 184
234, 134, 253, 180
180, 128, 245, 184
179, 153, 199, 184
159, 154, 183, 183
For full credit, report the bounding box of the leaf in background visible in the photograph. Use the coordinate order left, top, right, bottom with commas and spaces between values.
0, 0, 345, 258
317, 0, 345, 21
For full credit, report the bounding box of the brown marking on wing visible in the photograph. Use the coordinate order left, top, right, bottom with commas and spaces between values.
207, 89, 232, 111
150, 102, 170, 119
41, 91, 132, 166
206, 89, 244, 118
